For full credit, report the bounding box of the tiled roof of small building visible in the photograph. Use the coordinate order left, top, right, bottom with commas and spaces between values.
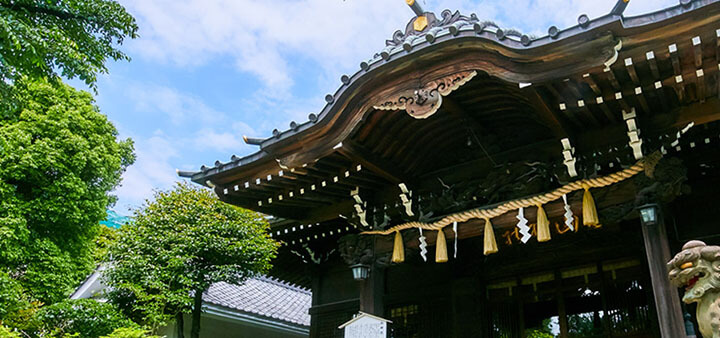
203, 277, 312, 327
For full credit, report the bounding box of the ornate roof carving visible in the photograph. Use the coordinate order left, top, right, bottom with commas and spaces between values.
374, 70, 477, 119
385, 10, 481, 48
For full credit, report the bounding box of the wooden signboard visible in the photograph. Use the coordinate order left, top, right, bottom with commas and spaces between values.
338, 312, 392, 338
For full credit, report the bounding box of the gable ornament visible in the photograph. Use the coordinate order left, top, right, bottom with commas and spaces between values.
374, 70, 477, 119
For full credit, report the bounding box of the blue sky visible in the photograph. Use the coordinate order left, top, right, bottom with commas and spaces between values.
82, 0, 676, 213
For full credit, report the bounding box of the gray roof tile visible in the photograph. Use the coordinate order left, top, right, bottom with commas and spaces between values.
203, 276, 311, 326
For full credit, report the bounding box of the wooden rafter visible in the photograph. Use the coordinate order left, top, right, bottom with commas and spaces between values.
525, 88, 571, 138
337, 140, 408, 184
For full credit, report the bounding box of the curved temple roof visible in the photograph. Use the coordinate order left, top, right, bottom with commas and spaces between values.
182, 0, 720, 187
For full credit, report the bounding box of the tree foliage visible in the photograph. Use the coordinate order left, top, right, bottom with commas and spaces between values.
93, 224, 118, 264
0, 325, 21, 338
100, 327, 161, 338
33, 299, 137, 337
105, 183, 279, 336
0, 270, 41, 329
0, 78, 135, 310
0, 0, 138, 93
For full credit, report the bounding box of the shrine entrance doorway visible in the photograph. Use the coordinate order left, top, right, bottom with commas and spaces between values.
487, 260, 657, 338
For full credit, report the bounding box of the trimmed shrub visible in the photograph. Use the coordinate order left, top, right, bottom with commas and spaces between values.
101, 327, 161, 338
0, 326, 21, 338
34, 299, 136, 337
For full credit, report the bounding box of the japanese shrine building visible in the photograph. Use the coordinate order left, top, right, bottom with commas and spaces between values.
182, 0, 720, 336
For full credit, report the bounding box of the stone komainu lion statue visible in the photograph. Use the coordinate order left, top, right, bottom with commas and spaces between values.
668, 240, 720, 337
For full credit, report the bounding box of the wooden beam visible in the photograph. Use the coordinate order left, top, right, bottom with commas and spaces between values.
581, 73, 602, 96
691, 36, 707, 101
582, 73, 618, 122
442, 96, 492, 136
605, 68, 621, 91
634, 86, 651, 114
646, 51, 660, 80
594, 95, 617, 123
614, 91, 631, 114
337, 140, 407, 184
566, 79, 600, 127
577, 97, 720, 152
692, 36, 703, 68
577, 99, 600, 127
418, 138, 558, 188
543, 83, 583, 127
669, 43, 682, 74
669, 43, 686, 101
624, 57, 640, 85
218, 192, 301, 220
651, 81, 671, 113
697, 69, 707, 101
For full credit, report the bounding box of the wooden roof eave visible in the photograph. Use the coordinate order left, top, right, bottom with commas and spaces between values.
188, 0, 720, 189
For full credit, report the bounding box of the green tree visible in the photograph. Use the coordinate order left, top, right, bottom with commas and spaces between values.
0, 0, 138, 96
105, 183, 279, 338
0, 270, 41, 329
568, 312, 604, 337
93, 224, 119, 264
101, 327, 161, 338
0, 325, 21, 338
33, 299, 137, 337
0, 79, 134, 313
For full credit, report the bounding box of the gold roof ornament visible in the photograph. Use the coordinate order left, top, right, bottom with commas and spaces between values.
413, 15, 428, 32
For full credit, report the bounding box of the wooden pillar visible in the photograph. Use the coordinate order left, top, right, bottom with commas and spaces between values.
451, 281, 458, 338
516, 277, 525, 338
309, 267, 322, 338
479, 280, 490, 336
358, 263, 384, 316
597, 262, 612, 336
359, 237, 384, 316
640, 214, 686, 337
555, 272, 569, 338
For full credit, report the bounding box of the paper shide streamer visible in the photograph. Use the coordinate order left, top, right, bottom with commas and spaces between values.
516, 207, 531, 243
563, 194, 575, 231
418, 228, 428, 262
453, 221, 458, 259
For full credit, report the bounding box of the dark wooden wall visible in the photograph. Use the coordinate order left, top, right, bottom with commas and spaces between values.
309, 220, 660, 338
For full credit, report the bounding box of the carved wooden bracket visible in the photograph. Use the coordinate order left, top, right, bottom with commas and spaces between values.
338, 234, 374, 266
374, 70, 477, 119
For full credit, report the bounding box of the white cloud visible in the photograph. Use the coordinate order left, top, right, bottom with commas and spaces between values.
127, 83, 224, 125
122, 0, 410, 93
194, 129, 243, 152
192, 121, 256, 153
114, 132, 181, 212
122, 0, 678, 93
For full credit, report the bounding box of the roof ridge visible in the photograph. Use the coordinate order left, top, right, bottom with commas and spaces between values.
257, 275, 311, 295
207, 303, 310, 327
